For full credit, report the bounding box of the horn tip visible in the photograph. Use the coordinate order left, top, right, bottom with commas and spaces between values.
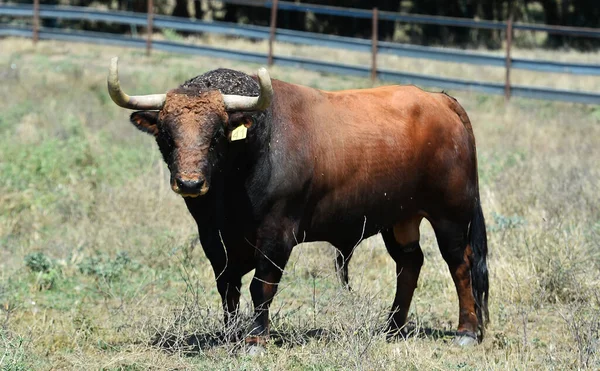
109, 57, 120, 76
257, 67, 270, 79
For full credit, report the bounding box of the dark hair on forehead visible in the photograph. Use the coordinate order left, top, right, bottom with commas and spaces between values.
179, 68, 260, 96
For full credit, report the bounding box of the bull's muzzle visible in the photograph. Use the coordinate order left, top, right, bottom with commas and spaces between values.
172, 175, 209, 197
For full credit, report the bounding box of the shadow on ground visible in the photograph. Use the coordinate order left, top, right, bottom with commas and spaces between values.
151, 328, 336, 355
151, 323, 461, 355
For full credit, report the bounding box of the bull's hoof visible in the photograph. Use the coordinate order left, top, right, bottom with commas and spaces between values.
224, 332, 242, 343
245, 335, 268, 347
245, 343, 266, 356
386, 329, 408, 341
453, 332, 478, 347
244, 335, 268, 356
385, 323, 415, 340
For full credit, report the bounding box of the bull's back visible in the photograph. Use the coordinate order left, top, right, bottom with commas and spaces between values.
302, 85, 477, 239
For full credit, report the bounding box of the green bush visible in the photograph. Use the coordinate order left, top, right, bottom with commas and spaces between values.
78, 251, 137, 281
24, 252, 61, 291
24, 252, 53, 273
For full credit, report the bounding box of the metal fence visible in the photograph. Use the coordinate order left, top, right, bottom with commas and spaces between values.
1, 2, 599, 104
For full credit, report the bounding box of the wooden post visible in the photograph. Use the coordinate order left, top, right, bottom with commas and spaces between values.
268, 0, 279, 66
504, 14, 513, 101
371, 7, 378, 81
33, 0, 40, 45
146, 0, 154, 56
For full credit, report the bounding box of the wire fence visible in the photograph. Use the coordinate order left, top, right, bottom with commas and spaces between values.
1, 2, 599, 104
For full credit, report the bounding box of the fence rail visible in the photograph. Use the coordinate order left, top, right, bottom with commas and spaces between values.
1, 3, 599, 104
2, 5, 598, 76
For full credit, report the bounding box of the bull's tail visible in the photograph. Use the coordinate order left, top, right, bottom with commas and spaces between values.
469, 195, 489, 338
445, 91, 489, 338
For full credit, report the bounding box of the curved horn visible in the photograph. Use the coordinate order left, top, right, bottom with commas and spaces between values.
107, 57, 166, 110
222, 67, 273, 111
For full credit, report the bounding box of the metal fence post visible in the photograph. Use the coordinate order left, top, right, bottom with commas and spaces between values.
146, 0, 153, 56
371, 7, 378, 81
33, 0, 40, 45
268, 0, 279, 66
504, 15, 513, 101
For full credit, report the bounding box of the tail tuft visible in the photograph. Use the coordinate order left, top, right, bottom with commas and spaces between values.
469, 198, 489, 338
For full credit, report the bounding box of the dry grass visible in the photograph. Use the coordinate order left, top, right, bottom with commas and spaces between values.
1, 37, 599, 370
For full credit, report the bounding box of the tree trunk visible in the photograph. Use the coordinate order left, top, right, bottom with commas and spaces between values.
172, 0, 190, 18
194, 0, 202, 20
539, 0, 562, 47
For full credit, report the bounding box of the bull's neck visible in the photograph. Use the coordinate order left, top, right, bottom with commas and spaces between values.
223, 107, 273, 180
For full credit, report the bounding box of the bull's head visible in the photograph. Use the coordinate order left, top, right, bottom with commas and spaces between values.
107, 57, 273, 197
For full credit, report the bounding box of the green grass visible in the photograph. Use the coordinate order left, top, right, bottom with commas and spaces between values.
0, 37, 599, 369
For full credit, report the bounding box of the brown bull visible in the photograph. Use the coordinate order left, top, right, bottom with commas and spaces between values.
108, 57, 489, 347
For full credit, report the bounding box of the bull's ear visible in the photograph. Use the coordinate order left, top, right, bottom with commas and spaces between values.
227, 112, 254, 129
130, 111, 159, 136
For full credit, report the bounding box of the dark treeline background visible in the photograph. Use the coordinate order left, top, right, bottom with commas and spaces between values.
18, 0, 600, 49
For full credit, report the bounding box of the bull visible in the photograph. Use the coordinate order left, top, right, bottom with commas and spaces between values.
107, 57, 489, 346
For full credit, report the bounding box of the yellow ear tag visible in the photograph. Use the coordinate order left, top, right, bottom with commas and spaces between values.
230, 125, 248, 141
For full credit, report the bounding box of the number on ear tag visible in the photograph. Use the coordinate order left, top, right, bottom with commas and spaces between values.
231, 125, 248, 141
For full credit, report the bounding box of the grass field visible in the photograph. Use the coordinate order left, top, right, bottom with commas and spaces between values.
1, 37, 599, 370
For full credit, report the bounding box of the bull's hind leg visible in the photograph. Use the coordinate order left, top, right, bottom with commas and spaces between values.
383, 215, 424, 336
431, 219, 479, 345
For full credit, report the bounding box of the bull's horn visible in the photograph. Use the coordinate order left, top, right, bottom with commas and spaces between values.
107, 57, 166, 110
222, 67, 273, 111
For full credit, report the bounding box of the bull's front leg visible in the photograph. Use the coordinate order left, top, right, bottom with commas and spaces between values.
213, 249, 256, 341
198, 227, 253, 339
216, 272, 242, 328
245, 219, 295, 346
